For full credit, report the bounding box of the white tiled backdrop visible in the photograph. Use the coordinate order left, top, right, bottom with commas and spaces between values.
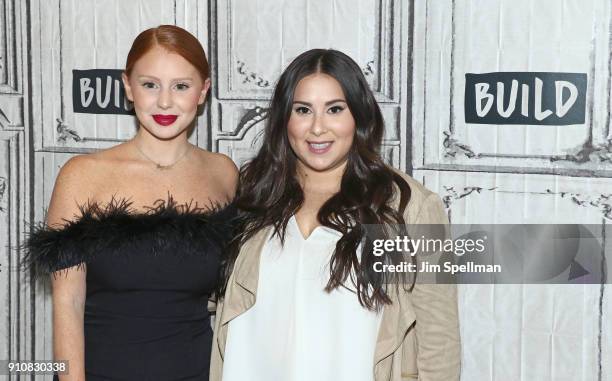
0, 1, 609, 380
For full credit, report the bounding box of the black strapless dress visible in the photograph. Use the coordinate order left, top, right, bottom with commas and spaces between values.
24, 197, 235, 381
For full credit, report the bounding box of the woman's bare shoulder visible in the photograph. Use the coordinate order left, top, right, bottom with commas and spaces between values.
191, 148, 236, 173
192, 147, 235, 164
50, 145, 132, 217
192, 148, 239, 199
58, 147, 124, 183
65, 141, 136, 171
57, 153, 99, 187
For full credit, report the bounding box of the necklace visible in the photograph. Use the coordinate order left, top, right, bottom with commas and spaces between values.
134, 142, 192, 170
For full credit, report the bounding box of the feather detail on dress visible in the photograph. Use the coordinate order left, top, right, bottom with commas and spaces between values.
22, 196, 237, 277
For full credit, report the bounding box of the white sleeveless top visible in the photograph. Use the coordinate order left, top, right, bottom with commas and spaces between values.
222, 216, 382, 381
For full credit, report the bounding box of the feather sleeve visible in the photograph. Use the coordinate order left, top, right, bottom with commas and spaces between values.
22, 197, 238, 278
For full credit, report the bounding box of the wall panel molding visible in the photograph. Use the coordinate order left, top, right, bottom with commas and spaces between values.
0, 0, 23, 94
413, 0, 612, 177
0, 131, 30, 373
210, 0, 411, 170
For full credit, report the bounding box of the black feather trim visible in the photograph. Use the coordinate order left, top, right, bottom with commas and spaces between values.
22, 196, 237, 278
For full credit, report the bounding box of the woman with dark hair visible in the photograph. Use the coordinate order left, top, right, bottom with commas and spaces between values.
211, 49, 460, 381
25, 25, 236, 380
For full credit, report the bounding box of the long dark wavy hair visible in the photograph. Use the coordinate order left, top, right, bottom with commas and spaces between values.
221, 49, 412, 311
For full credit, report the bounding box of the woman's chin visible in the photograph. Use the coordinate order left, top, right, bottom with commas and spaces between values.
139, 124, 189, 141
301, 159, 346, 174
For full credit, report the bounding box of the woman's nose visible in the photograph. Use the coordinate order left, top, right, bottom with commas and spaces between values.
310, 113, 327, 136
157, 88, 173, 109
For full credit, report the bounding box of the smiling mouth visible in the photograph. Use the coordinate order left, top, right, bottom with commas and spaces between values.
307, 141, 333, 154
152, 114, 178, 126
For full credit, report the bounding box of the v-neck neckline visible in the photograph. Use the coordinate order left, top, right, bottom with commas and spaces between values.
290, 215, 343, 241
290, 215, 323, 241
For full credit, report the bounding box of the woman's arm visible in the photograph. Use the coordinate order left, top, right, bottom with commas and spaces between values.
46, 157, 90, 381
51, 268, 86, 381
407, 193, 461, 381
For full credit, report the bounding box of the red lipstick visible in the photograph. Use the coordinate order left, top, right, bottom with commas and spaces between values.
152, 114, 178, 126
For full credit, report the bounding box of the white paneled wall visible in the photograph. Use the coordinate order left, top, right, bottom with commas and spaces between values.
0, 1, 609, 380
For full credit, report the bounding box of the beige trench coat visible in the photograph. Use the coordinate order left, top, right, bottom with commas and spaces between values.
210, 172, 461, 381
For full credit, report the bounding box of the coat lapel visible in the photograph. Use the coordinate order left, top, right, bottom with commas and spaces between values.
374, 288, 417, 367
219, 226, 271, 326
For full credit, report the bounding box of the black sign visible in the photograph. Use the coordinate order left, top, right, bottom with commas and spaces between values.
72, 69, 134, 115
465, 72, 586, 125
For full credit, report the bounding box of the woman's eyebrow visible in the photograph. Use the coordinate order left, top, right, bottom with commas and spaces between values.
137, 75, 194, 81
292, 99, 347, 106
324, 99, 347, 105
137, 75, 160, 80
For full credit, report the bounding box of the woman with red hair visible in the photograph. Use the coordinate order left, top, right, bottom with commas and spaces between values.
26, 25, 236, 380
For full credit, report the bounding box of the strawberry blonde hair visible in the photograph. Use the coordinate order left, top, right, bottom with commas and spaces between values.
125, 25, 209, 81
